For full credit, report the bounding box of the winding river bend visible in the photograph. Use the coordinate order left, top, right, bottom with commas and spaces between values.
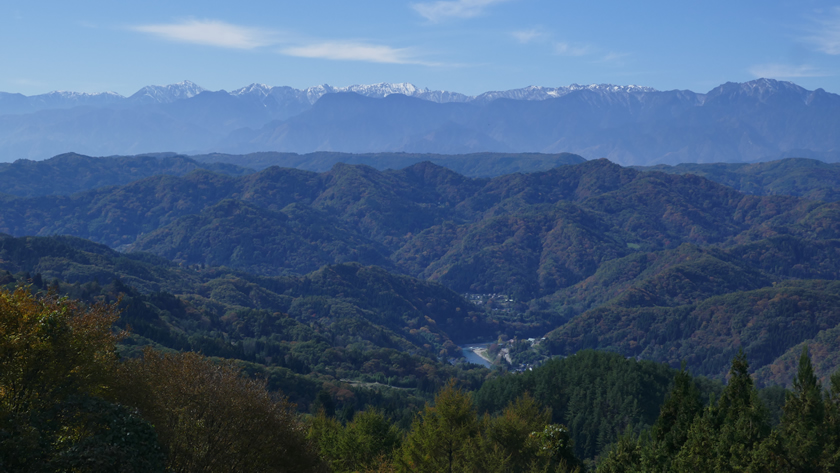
460, 342, 493, 368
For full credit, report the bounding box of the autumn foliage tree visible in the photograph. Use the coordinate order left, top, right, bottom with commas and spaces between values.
115, 348, 324, 473
395, 382, 582, 473
0, 287, 164, 472
308, 408, 403, 472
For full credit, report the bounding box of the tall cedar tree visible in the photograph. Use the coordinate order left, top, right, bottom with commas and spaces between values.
673, 349, 770, 472
749, 347, 840, 472
596, 366, 703, 473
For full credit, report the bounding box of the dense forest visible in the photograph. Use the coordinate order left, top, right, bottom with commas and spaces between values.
1, 156, 839, 382
4, 287, 838, 471
638, 158, 840, 202
0, 151, 585, 198
3, 153, 840, 470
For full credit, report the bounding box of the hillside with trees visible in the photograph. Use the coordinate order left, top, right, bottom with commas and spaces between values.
0, 151, 585, 199
0, 234, 505, 414
3, 153, 840, 470
0, 158, 840, 383
638, 158, 840, 202
8, 287, 836, 471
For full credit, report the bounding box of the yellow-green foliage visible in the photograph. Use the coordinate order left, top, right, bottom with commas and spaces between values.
0, 287, 165, 472
116, 348, 324, 473
0, 287, 120, 414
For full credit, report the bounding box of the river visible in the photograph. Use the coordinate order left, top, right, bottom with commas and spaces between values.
460, 342, 493, 368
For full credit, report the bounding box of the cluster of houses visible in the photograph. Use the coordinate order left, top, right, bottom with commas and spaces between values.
462, 293, 515, 312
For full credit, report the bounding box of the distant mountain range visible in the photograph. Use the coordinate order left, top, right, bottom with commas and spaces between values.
1, 79, 838, 165
0, 80, 657, 113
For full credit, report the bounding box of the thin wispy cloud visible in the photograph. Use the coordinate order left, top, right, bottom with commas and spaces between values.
749, 63, 828, 78
511, 28, 547, 44
512, 29, 621, 61
554, 41, 594, 57
412, 0, 511, 22
281, 42, 437, 65
597, 51, 632, 65
130, 19, 440, 66
601, 52, 629, 62
804, 7, 840, 55
131, 19, 279, 49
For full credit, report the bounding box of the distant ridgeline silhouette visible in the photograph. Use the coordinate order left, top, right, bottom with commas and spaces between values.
0, 79, 838, 165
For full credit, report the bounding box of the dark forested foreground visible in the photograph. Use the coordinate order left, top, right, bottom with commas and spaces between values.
3, 287, 839, 472
597, 349, 840, 473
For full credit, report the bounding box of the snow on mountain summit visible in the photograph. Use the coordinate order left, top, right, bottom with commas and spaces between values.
128, 81, 206, 104
26, 90, 125, 109
2, 81, 668, 113
306, 82, 471, 104
8, 80, 817, 120
474, 84, 658, 102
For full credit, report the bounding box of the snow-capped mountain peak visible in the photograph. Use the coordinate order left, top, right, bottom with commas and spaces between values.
704, 78, 811, 104
128, 80, 206, 104
26, 90, 125, 110
45, 90, 124, 98
231, 83, 273, 98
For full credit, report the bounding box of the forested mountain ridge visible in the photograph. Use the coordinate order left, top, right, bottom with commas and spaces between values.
1, 158, 839, 291
0, 234, 499, 413
638, 157, 840, 202
1, 158, 840, 384
191, 150, 586, 177
0, 151, 585, 198
0, 152, 254, 197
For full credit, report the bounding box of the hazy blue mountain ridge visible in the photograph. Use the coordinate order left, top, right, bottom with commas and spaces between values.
1, 79, 838, 165
0, 151, 585, 198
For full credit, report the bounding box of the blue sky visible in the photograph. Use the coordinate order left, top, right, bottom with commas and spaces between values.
2, 0, 839, 96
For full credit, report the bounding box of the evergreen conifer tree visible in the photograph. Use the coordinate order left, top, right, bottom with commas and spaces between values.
781, 346, 825, 471
674, 349, 769, 472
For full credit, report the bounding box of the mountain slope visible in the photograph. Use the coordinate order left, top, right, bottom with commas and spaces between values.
191, 151, 586, 177
0, 159, 836, 287
0, 153, 252, 197
638, 158, 840, 202
1, 159, 840, 384
0, 234, 495, 406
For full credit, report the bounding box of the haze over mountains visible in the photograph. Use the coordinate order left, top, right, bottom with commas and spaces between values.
1, 79, 838, 165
